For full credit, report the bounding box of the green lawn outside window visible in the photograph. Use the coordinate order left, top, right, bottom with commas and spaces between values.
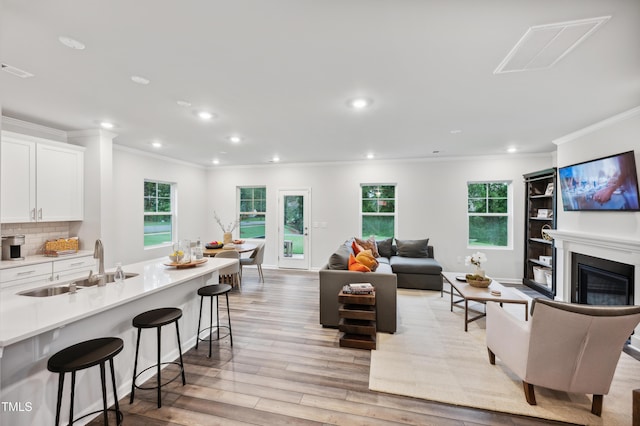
467, 182, 509, 247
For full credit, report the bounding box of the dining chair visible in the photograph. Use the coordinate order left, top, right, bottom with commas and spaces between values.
215, 250, 241, 291
240, 243, 265, 283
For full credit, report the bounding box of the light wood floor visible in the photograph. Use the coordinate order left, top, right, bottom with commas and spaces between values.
92, 268, 572, 425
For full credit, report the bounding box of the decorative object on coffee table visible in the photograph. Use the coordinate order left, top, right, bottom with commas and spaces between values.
465, 251, 487, 278
466, 275, 492, 288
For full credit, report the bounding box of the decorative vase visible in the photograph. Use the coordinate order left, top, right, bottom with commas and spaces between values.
223, 232, 233, 245
475, 267, 485, 278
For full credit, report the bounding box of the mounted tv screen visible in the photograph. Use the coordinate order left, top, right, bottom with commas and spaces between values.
559, 151, 640, 211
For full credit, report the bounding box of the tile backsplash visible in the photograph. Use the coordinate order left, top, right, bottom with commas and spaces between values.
1, 222, 71, 256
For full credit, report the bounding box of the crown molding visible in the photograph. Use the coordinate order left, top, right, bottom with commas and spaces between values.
1, 116, 68, 140
113, 144, 206, 169
553, 106, 640, 146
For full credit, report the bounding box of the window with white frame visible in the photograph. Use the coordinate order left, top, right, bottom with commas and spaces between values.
467, 181, 510, 247
144, 180, 175, 247
238, 186, 266, 239
361, 184, 396, 239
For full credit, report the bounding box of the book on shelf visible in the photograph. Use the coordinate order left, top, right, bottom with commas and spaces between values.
342, 282, 374, 294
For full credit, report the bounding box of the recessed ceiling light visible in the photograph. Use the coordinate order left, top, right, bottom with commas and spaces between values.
212, 159, 220, 165
198, 111, 214, 120
151, 141, 162, 148
58, 36, 85, 50
219, 151, 227, 154
176, 100, 191, 107
348, 97, 372, 110
366, 153, 375, 159
229, 135, 241, 144
100, 121, 114, 129
507, 147, 518, 153
272, 156, 280, 162
131, 75, 150, 85
450, 129, 462, 134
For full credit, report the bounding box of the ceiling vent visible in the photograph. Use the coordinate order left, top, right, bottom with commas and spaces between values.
494, 16, 611, 74
1, 63, 35, 78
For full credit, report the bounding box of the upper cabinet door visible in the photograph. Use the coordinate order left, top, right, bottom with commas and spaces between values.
1, 137, 37, 223
36, 143, 84, 222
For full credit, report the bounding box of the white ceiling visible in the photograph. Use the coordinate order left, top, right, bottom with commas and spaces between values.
1, 0, 639, 167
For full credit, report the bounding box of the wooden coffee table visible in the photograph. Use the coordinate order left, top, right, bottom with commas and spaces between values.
441, 272, 529, 331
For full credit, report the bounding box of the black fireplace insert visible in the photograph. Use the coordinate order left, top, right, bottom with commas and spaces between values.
571, 253, 634, 306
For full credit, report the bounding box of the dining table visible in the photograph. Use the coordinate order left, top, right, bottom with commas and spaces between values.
202, 242, 257, 257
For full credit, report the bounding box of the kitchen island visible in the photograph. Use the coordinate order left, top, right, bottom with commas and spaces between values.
0, 256, 236, 426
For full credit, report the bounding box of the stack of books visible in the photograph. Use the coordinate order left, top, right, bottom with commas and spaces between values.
343, 282, 374, 294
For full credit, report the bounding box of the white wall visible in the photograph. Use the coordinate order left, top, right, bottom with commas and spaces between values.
555, 108, 640, 238
206, 154, 552, 281
111, 147, 209, 265
1, 116, 555, 280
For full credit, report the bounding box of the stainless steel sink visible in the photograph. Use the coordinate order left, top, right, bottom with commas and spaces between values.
17, 272, 139, 296
74, 272, 139, 287
19, 285, 80, 297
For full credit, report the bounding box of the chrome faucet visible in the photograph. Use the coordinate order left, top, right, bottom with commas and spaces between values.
91, 239, 105, 286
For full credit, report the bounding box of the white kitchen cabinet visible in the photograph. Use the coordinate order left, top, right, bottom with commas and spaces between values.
0, 262, 52, 289
52, 255, 97, 281
1, 131, 84, 223
0, 136, 36, 223
0, 254, 95, 289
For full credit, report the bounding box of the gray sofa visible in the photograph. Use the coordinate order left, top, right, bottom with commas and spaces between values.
319, 238, 443, 333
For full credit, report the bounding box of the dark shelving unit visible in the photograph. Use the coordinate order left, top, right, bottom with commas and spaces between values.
523, 168, 557, 298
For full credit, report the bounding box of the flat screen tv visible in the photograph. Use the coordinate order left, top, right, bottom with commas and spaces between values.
558, 151, 640, 211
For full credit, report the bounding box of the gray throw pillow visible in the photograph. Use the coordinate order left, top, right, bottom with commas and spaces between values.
395, 238, 430, 258
377, 237, 394, 258
328, 244, 351, 269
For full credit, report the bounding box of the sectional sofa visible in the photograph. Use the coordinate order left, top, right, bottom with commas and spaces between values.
319, 238, 443, 333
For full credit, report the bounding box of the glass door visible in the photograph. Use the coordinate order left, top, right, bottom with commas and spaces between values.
278, 189, 310, 269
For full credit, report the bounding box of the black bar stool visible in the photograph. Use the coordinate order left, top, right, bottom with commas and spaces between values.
47, 337, 124, 425
195, 284, 233, 357
130, 307, 186, 408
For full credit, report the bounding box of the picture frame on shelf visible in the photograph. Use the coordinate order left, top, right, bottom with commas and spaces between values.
537, 208, 552, 218
544, 182, 554, 196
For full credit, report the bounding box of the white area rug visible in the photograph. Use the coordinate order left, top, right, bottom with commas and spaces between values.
369, 289, 639, 425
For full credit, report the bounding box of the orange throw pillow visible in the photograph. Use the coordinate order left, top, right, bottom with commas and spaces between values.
351, 240, 364, 255
356, 249, 379, 271
348, 253, 371, 272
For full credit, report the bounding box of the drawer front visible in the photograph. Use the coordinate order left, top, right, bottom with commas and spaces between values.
0, 262, 52, 284
53, 256, 97, 273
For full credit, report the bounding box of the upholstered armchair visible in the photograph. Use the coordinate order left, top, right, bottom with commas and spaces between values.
486, 298, 640, 416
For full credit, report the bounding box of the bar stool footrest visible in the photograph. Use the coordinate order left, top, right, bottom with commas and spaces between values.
197, 326, 231, 343
71, 408, 124, 425
133, 362, 185, 390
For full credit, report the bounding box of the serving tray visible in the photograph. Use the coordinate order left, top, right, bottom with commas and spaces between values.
163, 258, 208, 269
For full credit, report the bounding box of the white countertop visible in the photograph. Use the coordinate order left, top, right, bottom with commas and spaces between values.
0, 256, 236, 347
0, 250, 94, 270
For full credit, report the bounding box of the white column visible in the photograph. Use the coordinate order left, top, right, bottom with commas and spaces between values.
67, 129, 117, 267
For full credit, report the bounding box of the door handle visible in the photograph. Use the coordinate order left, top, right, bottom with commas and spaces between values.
38, 208, 43, 220
31, 208, 36, 221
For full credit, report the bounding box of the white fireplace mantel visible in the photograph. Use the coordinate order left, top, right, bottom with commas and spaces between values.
545, 229, 640, 256
546, 229, 640, 349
